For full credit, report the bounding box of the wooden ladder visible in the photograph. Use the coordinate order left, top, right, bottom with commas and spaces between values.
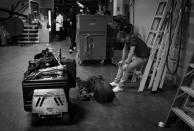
150, 0, 183, 92
138, 0, 172, 92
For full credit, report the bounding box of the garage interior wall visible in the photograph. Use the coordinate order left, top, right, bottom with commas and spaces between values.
131, 0, 159, 41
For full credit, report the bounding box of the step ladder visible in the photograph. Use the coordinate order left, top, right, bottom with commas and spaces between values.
138, 0, 172, 92
161, 55, 194, 129
160, 0, 194, 128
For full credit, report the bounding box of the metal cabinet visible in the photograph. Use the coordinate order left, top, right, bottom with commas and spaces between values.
76, 15, 108, 64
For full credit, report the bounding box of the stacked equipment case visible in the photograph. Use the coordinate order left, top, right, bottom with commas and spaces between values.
22, 48, 76, 125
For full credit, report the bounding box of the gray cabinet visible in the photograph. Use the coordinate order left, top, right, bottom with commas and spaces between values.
76, 15, 108, 64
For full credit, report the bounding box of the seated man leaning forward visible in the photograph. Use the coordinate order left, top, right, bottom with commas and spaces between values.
110, 25, 150, 93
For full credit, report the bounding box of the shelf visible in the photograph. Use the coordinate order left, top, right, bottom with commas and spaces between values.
155, 15, 162, 18
150, 30, 157, 34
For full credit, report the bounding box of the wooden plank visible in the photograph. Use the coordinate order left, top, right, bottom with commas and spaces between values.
151, 34, 170, 92
138, 43, 159, 92
148, 29, 168, 89
159, 66, 167, 89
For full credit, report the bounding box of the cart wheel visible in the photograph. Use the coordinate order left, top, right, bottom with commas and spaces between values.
78, 60, 83, 65
100, 59, 105, 65
62, 112, 70, 125
31, 114, 40, 126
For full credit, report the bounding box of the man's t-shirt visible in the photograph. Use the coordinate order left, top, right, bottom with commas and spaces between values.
127, 36, 150, 58
67, 12, 76, 29
56, 14, 63, 31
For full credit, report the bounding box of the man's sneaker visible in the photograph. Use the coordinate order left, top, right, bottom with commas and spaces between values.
69, 49, 73, 53
73, 46, 76, 51
110, 81, 119, 87
112, 85, 124, 93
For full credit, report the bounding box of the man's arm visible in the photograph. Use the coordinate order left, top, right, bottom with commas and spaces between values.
121, 43, 129, 61
125, 46, 135, 64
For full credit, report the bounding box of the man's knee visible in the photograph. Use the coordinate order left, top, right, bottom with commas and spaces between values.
122, 64, 129, 71
122, 63, 137, 72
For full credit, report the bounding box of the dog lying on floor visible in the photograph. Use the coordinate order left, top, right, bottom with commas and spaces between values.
76, 75, 115, 103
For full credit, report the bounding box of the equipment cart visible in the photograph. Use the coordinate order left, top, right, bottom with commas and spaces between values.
22, 48, 76, 126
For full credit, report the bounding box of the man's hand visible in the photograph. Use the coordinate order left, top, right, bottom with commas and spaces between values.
124, 58, 131, 64
118, 60, 124, 67
122, 58, 131, 71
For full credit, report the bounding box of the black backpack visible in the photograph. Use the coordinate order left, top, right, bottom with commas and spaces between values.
86, 75, 115, 104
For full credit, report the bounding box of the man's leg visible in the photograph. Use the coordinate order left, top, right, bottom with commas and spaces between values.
114, 65, 124, 83
59, 27, 63, 40
110, 65, 123, 86
72, 29, 77, 50
56, 31, 59, 40
69, 28, 74, 53
113, 57, 147, 92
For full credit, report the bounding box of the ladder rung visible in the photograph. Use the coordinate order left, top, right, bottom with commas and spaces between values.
172, 107, 194, 129
159, 0, 168, 2
180, 86, 194, 97
17, 41, 39, 43
185, 69, 194, 77
150, 30, 157, 33
155, 15, 162, 18
20, 33, 39, 35
149, 30, 165, 35
184, 107, 194, 115
147, 44, 153, 49
24, 24, 38, 27
158, 30, 165, 34
23, 29, 38, 31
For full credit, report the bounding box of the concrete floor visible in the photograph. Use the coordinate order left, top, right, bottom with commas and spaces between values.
0, 39, 189, 131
